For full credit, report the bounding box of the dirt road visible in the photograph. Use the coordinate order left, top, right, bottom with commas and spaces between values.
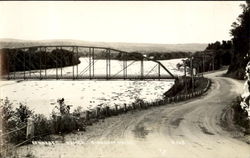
18, 70, 250, 158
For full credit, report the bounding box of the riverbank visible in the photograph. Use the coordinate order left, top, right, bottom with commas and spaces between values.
164, 76, 209, 97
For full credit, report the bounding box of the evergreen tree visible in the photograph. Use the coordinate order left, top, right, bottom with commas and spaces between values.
227, 1, 250, 79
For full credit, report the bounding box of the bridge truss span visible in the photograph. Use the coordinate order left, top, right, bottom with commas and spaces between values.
1, 45, 177, 80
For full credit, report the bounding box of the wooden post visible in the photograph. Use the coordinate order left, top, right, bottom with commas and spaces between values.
85, 111, 89, 121
96, 107, 100, 118
115, 104, 118, 114
26, 118, 34, 139
167, 98, 170, 103
132, 103, 136, 110
105, 106, 110, 116
139, 103, 143, 109
124, 103, 127, 112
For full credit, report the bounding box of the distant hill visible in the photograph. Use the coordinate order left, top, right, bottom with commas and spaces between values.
0, 39, 207, 53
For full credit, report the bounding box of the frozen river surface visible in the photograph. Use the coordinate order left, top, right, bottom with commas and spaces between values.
0, 58, 185, 117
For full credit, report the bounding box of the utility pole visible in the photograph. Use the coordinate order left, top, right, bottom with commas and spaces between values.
191, 56, 194, 93
213, 55, 215, 71
184, 60, 187, 94
203, 51, 205, 77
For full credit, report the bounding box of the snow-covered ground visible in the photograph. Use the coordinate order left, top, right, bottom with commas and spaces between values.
0, 58, 185, 117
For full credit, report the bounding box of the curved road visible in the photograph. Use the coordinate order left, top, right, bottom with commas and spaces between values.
19, 70, 250, 158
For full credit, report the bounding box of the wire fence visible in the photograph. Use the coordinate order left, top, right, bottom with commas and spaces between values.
0, 119, 33, 157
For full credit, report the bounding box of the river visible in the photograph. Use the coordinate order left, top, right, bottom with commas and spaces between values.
0, 58, 185, 117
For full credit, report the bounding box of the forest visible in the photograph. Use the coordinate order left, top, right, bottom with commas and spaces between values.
1, 48, 80, 72
227, 1, 250, 79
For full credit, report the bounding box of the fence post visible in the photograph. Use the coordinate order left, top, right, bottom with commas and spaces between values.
26, 118, 34, 139
157, 101, 160, 106
105, 106, 110, 116
167, 97, 170, 103
163, 99, 167, 104
96, 107, 100, 118
82, 111, 89, 121
132, 103, 136, 110
0, 129, 3, 156
177, 96, 179, 102
124, 103, 127, 112
115, 104, 118, 114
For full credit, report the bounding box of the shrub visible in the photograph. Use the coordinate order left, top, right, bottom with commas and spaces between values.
32, 114, 52, 140
72, 106, 83, 117
0, 98, 34, 144
232, 97, 250, 131
1, 98, 15, 130
51, 99, 86, 134
15, 103, 33, 123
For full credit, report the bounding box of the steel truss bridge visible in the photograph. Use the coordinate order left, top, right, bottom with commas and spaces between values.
2, 45, 177, 80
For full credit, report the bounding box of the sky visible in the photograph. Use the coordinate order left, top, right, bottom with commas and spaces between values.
0, 1, 244, 44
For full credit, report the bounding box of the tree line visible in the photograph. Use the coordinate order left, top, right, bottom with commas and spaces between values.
2, 48, 80, 72
186, 1, 249, 77
227, 1, 250, 79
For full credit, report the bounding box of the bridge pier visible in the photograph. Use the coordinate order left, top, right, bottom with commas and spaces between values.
89, 48, 92, 80
29, 49, 31, 78
76, 46, 79, 79
23, 49, 26, 79
141, 58, 144, 80
106, 49, 111, 80
39, 47, 42, 80
72, 47, 75, 80
158, 63, 161, 80
60, 47, 63, 78
56, 48, 58, 80
44, 47, 47, 78
92, 48, 95, 79
123, 52, 127, 80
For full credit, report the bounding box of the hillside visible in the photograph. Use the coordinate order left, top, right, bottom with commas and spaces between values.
0, 39, 207, 53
